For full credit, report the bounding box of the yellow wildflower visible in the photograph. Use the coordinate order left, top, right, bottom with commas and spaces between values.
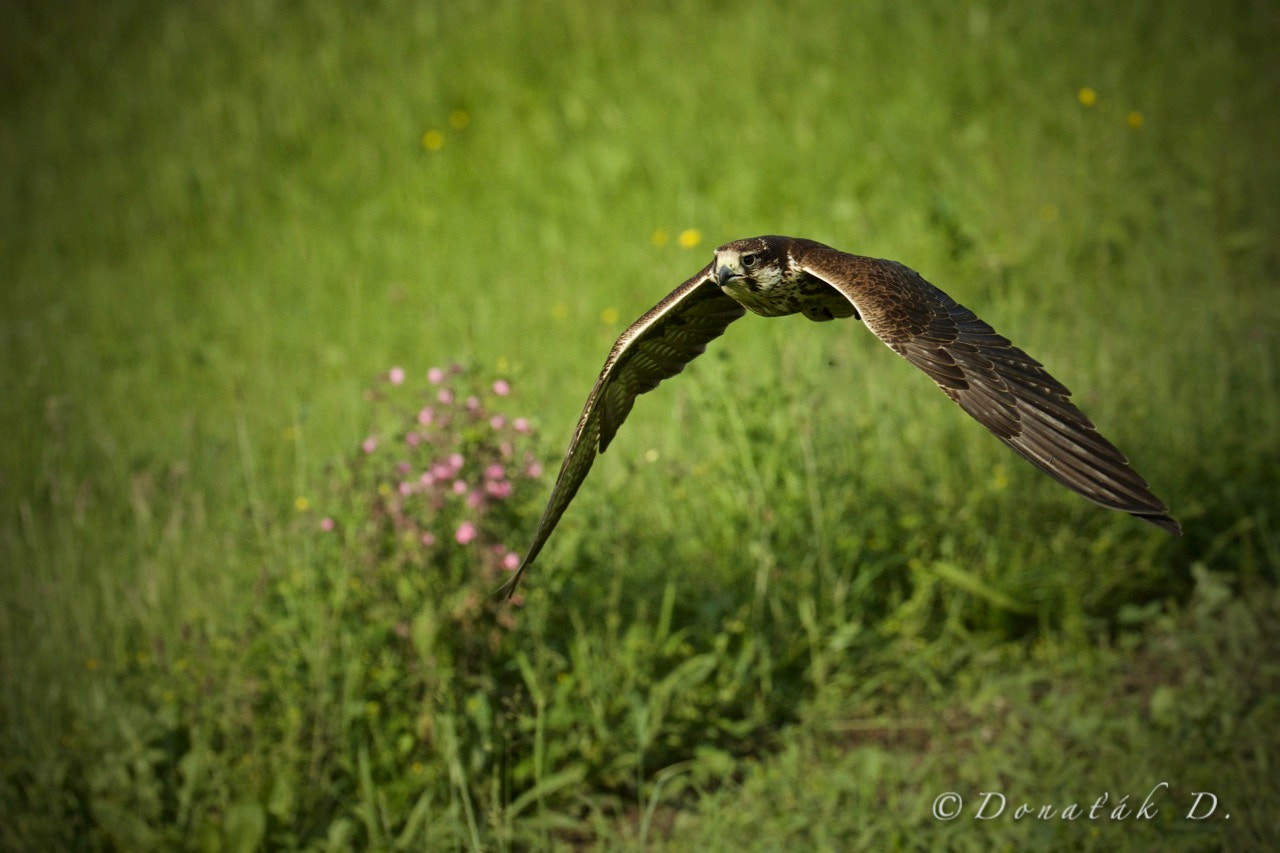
1127, 111, 1144, 129
422, 129, 445, 151
448, 109, 470, 130
678, 228, 702, 248
1078, 87, 1098, 107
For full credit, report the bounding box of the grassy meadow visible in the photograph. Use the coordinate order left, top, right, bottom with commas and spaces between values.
2, 0, 1278, 849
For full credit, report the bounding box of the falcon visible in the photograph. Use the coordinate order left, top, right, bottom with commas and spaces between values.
505, 236, 1179, 598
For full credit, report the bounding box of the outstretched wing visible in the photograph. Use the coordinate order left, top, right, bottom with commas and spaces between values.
797, 244, 1180, 535
504, 264, 747, 598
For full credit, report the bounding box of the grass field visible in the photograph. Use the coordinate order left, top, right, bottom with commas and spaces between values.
2, 0, 1278, 849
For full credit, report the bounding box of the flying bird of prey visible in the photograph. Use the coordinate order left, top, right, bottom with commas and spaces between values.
505, 236, 1179, 597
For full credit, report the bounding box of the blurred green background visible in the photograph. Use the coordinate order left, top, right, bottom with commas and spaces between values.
2, 0, 1277, 849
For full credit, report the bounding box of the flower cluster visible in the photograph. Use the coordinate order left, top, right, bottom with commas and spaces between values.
421, 108, 470, 152
339, 363, 543, 609
1077, 85, 1145, 129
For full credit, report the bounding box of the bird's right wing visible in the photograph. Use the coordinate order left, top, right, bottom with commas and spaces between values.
504, 264, 746, 597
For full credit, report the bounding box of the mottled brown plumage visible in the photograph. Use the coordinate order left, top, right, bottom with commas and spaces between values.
504, 236, 1179, 598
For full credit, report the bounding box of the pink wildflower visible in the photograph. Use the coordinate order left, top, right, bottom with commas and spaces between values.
455, 521, 477, 544
501, 551, 520, 571
320, 517, 335, 532
485, 463, 506, 480
466, 490, 484, 508
421, 531, 436, 546
493, 379, 511, 396
489, 414, 506, 430
438, 388, 454, 405
466, 395, 481, 413
485, 479, 513, 499
525, 461, 543, 478
418, 407, 434, 425
513, 417, 531, 434
362, 436, 378, 454
452, 479, 467, 495
427, 367, 445, 384
389, 366, 406, 385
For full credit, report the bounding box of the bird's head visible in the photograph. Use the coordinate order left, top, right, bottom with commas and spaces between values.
713, 236, 789, 295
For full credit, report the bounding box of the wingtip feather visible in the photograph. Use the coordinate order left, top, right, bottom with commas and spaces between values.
1139, 512, 1182, 536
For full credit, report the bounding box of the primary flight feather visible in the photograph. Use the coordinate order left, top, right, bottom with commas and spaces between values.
505, 236, 1179, 598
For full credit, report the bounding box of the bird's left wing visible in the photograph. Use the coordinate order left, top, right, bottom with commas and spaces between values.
504, 264, 746, 598
796, 243, 1180, 534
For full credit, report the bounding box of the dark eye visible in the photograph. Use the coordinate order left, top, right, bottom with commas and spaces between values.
741, 253, 759, 268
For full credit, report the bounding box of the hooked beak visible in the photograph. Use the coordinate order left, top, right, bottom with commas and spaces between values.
716, 265, 742, 289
